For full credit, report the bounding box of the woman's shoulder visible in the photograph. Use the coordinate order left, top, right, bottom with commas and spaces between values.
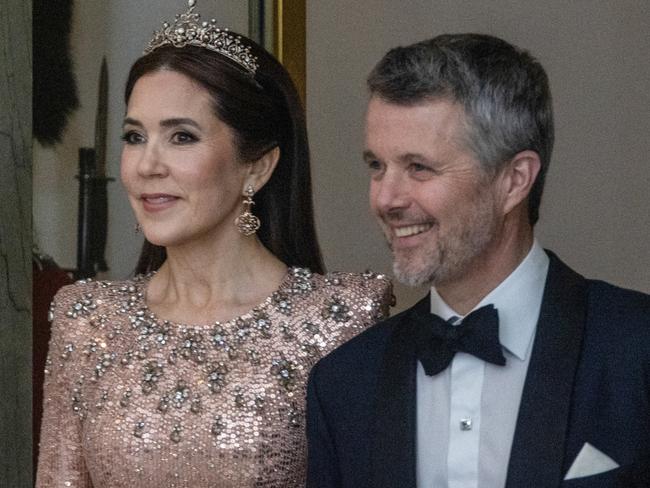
309, 269, 393, 300
288, 268, 393, 355
51, 276, 143, 310
294, 268, 394, 322
49, 276, 144, 335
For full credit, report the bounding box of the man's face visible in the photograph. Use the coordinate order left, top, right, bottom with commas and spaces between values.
365, 96, 502, 287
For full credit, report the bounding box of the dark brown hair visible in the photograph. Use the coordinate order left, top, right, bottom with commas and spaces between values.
125, 40, 324, 274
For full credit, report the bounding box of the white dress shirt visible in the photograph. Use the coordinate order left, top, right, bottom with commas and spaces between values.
416, 240, 549, 488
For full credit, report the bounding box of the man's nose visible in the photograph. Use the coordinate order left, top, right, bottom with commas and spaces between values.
371, 169, 410, 213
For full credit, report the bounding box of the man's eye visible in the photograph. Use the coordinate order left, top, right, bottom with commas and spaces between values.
366, 159, 382, 171
410, 162, 429, 172
171, 131, 198, 144
121, 131, 144, 144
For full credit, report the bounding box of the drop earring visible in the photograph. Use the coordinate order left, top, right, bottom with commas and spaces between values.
235, 185, 260, 236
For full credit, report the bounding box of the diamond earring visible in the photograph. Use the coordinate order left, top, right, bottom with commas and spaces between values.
235, 185, 260, 236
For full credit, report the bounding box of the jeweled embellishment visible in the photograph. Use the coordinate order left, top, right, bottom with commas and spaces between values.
253, 311, 272, 338
301, 342, 320, 356
325, 275, 343, 286
133, 420, 145, 438
362, 270, 377, 280
234, 387, 246, 408
141, 360, 164, 394
120, 351, 134, 366
288, 402, 301, 428
247, 348, 261, 365
191, 394, 202, 413
83, 340, 100, 356
158, 394, 170, 413
234, 318, 253, 343
254, 394, 265, 411
303, 321, 320, 335
291, 267, 312, 280
66, 293, 97, 319
211, 415, 225, 436
210, 324, 229, 349
272, 291, 292, 315
71, 387, 83, 414
207, 362, 229, 393
280, 321, 295, 340
170, 380, 191, 408
61, 343, 75, 360
88, 314, 109, 329
270, 357, 297, 391
170, 424, 183, 443
323, 296, 352, 322
94, 352, 116, 379
95, 389, 109, 409
179, 329, 207, 363
154, 322, 171, 346
120, 389, 132, 407
289, 267, 313, 294
144, 0, 259, 74
44, 355, 52, 375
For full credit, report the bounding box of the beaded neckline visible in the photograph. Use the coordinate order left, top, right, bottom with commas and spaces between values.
134, 267, 304, 329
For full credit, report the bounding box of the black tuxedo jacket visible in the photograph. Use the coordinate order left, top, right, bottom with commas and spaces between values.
306, 253, 650, 487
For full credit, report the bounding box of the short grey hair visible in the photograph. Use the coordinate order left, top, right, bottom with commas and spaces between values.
367, 33, 553, 225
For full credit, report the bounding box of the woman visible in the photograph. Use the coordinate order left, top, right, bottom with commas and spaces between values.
36, 2, 391, 487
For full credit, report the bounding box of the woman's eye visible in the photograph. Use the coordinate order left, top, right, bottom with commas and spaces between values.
171, 131, 198, 144
121, 131, 144, 144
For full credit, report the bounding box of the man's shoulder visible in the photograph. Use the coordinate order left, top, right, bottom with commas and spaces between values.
548, 250, 650, 324
585, 278, 650, 328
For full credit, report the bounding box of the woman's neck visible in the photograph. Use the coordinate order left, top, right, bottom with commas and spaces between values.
145, 233, 287, 324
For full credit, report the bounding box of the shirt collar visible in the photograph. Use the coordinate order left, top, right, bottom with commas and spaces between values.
430, 239, 549, 361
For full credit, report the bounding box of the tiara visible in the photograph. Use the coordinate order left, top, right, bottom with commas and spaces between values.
144, 0, 259, 74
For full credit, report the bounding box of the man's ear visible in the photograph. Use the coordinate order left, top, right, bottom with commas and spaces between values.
499, 150, 541, 215
244, 146, 280, 192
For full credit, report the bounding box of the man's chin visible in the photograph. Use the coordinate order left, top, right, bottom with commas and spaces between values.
392, 259, 436, 288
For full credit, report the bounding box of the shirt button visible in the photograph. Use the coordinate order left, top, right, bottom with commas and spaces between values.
460, 418, 473, 431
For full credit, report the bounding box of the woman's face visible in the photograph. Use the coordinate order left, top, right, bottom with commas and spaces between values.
120, 69, 248, 249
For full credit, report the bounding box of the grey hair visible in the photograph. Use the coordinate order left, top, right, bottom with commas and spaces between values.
367, 33, 553, 225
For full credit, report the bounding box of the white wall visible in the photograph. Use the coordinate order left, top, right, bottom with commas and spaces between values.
306, 0, 650, 310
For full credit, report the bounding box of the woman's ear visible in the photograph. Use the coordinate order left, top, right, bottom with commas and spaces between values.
244, 146, 280, 192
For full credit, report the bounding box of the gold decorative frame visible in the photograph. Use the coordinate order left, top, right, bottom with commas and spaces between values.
249, 0, 306, 104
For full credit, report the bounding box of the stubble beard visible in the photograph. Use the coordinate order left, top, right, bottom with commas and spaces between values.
389, 191, 499, 288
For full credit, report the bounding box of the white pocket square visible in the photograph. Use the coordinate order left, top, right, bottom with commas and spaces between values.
564, 442, 620, 480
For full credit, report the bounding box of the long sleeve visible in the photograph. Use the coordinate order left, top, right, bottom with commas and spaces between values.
36, 285, 93, 488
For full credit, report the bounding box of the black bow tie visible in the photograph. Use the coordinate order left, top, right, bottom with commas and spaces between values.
412, 304, 506, 376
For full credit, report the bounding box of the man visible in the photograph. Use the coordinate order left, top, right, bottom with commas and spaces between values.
306, 34, 650, 488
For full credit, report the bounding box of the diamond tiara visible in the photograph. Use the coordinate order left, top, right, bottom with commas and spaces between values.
144, 0, 259, 74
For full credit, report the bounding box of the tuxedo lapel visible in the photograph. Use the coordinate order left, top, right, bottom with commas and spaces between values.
506, 254, 589, 487
369, 295, 429, 488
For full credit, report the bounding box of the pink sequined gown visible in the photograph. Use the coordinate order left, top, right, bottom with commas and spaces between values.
36, 268, 391, 487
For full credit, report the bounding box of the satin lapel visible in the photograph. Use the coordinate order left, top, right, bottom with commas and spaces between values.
505, 253, 588, 487
369, 295, 430, 488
